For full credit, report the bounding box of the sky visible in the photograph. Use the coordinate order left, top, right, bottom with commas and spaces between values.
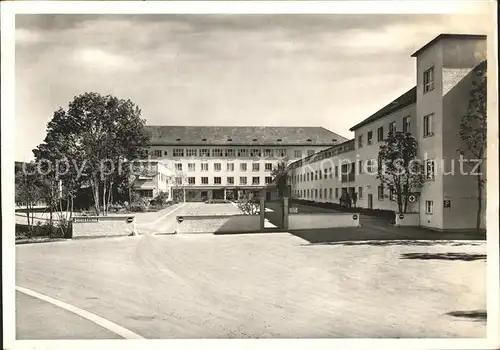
15, 13, 490, 161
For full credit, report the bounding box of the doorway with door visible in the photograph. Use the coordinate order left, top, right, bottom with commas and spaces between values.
368, 194, 373, 209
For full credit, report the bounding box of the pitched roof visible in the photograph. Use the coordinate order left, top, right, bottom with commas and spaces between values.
411, 34, 487, 57
146, 126, 348, 146
349, 87, 417, 131
287, 138, 356, 169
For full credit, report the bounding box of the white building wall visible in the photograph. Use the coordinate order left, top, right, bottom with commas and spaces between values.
353, 103, 419, 212
290, 142, 358, 204
291, 103, 420, 213
290, 34, 487, 231
415, 36, 487, 230
415, 40, 445, 230
133, 161, 174, 199
441, 38, 487, 230
145, 145, 330, 195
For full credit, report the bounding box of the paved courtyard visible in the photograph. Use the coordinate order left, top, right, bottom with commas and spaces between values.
16, 208, 486, 339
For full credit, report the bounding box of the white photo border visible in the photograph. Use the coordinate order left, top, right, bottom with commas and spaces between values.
2, 1, 498, 350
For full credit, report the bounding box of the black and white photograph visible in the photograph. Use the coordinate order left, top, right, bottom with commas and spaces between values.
1, 1, 498, 348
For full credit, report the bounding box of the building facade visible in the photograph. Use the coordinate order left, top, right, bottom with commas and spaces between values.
140, 126, 347, 201
289, 34, 487, 231
132, 160, 174, 199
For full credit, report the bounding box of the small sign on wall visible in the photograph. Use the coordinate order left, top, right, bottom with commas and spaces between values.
73, 217, 99, 223
444, 200, 451, 208
289, 207, 299, 214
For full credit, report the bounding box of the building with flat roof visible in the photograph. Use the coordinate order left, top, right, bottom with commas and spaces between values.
141, 126, 347, 201
289, 34, 487, 231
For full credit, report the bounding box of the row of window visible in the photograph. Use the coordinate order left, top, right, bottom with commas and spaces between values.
172, 176, 273, 186
150, 148, 317, 158
293, 187, 434, 214
291, 158, 436, 183
291, 161, 367, 184
174, 162, 274, 172
357, 116, 412, 148
294, 187, 364, 200
288, 140, 355, 170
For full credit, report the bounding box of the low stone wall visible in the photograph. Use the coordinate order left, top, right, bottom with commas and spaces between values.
72, 215, 136, 238
394, 213, 419, 227
176, 215, 261, 234
288, 213, 361, 230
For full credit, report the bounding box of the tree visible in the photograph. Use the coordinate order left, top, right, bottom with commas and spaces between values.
458, 60, 487, 233
271, 160, 290, 199
377, 131, 424, 213
15, 162, 43, 237
33, 92, 150, 216
169, 170, 193, 202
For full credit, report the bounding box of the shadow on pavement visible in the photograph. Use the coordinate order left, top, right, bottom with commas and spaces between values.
400, 252, 486, 261
446, 310, 487, 322
291, 227, 486, 246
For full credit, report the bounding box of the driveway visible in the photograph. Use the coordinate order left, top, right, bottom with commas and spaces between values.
16, 230, 486, 339
135, 202, 243, 235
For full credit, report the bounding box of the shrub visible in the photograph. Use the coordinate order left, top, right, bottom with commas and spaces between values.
150, 191, 170, 206
127, 198, 149, 213
16, 220, 72, 239
237, 197, 260, 215
205, 199, 231, 204
108, 203, 125, 213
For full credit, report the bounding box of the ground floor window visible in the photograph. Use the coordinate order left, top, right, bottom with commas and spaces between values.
425, 200, 434, 214
358, 186, 363, 199
136, 189, 153, 198
329, 188, 333, 199
389, 187, 395, 201
335, 188, 339, 199
378, 185, 384, 200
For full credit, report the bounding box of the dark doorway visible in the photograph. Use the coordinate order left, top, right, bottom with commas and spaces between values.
266, 191, 272, 201
368, 194, 373, 209
212, 189, 224, 200
201, 191, 208, 201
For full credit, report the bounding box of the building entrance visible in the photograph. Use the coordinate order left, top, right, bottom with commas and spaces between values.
212, 189, 224, 200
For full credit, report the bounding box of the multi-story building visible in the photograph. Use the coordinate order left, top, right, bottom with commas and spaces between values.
132, 160, 174, 199
142, 126, 347, 201
289, 33, 487, 231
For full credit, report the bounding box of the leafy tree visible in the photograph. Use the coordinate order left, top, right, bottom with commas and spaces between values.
15, 162, 43, 237
271, 160, 290, 199
33, 92, 149, 216
377, 131, 424, 213
458, 60, 487, 233
169, 171, 191, 203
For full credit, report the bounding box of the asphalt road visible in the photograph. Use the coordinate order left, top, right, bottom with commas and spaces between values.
15, 202, 487, 339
